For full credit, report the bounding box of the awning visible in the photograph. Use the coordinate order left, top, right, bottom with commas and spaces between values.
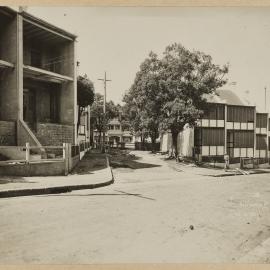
23, 65, 73, 84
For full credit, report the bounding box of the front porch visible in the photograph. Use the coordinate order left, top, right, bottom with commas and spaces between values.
22, 73, 75, 146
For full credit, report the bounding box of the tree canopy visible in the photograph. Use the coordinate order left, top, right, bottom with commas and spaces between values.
123, 43, 228, 156
77, 74, 95, 133
90, 93, 120, 143
77, 74, 95, 108
122, 52, 162, 143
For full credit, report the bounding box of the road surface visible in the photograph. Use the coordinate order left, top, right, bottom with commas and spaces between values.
0, 151, 270, 263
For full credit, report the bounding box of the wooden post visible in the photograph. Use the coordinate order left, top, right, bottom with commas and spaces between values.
25, 142, 30, 163
63, 143, 70, 175
63, 142, 66, 160
224, 104, 227, 155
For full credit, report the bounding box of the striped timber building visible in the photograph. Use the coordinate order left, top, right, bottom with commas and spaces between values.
160, 89, 270, 167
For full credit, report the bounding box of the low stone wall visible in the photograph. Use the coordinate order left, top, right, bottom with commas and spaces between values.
70, 155, 80, 171
0, 160, 66, 176
0, 120, 16, 145
36, 123, 74, 146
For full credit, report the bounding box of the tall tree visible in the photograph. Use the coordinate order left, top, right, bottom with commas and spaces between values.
159, 43, 228, 157
123, 52, 162, 147
124, 43, 228, 157
77, 74, 95, 132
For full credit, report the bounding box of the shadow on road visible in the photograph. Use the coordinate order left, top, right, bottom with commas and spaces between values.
43, 189, 156, 201
110, 160, 161, 170
109, 149, 161, 170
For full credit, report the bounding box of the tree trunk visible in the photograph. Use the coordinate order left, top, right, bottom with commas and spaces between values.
171, 130, 179, 160
98, 130, 102, 149
151, 136, 156, 152
142, 136, 146, 151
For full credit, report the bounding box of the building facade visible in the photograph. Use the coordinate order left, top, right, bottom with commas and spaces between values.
0, 7, 78, 148
93, 118, 133, 146
160, 90, 270, 166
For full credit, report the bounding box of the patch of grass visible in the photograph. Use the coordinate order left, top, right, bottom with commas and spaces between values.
71, 151, 107, 175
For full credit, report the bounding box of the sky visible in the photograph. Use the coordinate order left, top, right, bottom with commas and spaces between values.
25, 7, 270, 112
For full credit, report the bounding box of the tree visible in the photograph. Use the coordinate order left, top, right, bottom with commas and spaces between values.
123, 52, 162, 147
77, 74, 95, 132
90, 93, 119, 145
124, 43, 228, 157
159, 43, 228, 157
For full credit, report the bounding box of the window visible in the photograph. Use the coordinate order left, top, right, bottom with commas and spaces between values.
234, 131, 254, 148
227, 106, 254, 123
201, 128, 224, 146
204, 104, 225, 120
256, 113, 268, 128
256, 135, 267, 150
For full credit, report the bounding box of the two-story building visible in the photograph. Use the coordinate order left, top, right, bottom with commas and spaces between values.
93, 118, 133, 146
0, 7, 78, 150
160, 89, 270, 167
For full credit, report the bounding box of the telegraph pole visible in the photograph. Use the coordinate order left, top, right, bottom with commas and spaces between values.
98, 72, 111, 151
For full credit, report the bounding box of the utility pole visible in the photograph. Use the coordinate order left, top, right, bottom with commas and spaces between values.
98, 72, 111, 151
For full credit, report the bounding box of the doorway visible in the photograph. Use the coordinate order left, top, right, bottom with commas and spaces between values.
23, 89, 36, 129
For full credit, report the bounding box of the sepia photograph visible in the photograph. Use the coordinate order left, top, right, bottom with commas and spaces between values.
0, 4, 270, 266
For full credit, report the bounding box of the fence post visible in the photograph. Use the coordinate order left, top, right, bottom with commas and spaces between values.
63, 142, 66, 160
25, 142, 30, 163
63, 143, 69, 176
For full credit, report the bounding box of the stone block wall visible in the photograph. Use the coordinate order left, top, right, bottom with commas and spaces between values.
36, 122, 74, 146
0, 120, 16, 145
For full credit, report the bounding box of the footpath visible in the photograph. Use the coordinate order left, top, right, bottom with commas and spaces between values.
162, 157, 270, 177
0, 151, 114, 198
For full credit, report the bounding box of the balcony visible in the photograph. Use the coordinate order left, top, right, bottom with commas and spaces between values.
23, 15, 75, 82
23, 64, 73, 84
0, 8, 16, 68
